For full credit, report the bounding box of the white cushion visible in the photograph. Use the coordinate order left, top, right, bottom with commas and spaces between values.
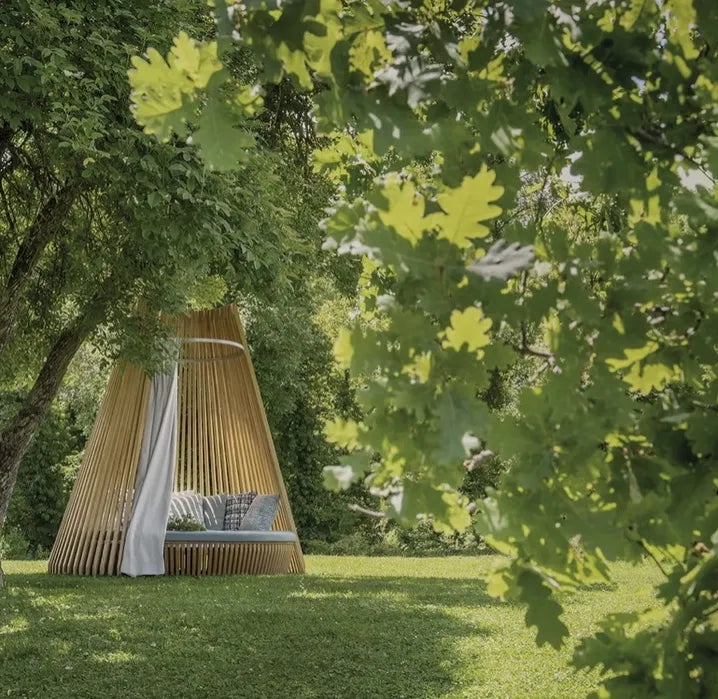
168, 490, 204, 526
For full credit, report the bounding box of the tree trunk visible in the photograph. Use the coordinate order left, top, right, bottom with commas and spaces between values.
0, 295, 108, 585
0, 181, 79, 357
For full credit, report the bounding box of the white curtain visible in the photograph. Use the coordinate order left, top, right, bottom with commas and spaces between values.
121, 366, 178, 577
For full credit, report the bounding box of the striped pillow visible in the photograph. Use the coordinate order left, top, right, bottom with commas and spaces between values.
203, 494, 228, 530
168, 490, 204, 527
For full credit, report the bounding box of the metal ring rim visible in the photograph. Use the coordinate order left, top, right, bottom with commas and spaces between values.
176, 337, 245, 363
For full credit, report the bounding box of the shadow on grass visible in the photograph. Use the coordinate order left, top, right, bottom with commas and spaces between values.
0, 572, 498, 698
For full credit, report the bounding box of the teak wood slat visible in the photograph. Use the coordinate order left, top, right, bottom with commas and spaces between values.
49, 305, 305, 576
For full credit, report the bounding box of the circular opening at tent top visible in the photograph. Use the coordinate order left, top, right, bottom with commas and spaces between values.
178, 337, 245, 364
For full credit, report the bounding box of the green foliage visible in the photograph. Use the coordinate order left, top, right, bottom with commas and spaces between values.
1, 346, 112, 556
166, 514, 206, 532
0, 526, 30, 560
57, 346, 112, 439
131, 0, 718, 693
268, 393, 366, 541
0, 0, 326, 394
0, 394, 81, 554
306, 519, 485, 557
128, 30, 258, 170
129, 32, 224, 141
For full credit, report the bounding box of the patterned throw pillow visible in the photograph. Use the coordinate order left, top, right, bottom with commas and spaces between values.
223, 491, 257, 530
238, 494, 280, 531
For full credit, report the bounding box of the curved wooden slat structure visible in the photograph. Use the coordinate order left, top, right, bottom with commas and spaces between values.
173, 306, 304, 574
164, 540, 294, 576
49, 305, 304, 576
48, 364, 150, 576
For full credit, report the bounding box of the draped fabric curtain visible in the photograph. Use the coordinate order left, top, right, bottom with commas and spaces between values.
120, 366, 178, 577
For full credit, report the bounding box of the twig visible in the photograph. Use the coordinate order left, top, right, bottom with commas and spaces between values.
533, 160, 555, 232
348, 503, 386, 518
511, 322, 555, 363
528, 360, 552, 384
638, 539, 670, 579
464, 449, 494, 471
511, 342, 555, 361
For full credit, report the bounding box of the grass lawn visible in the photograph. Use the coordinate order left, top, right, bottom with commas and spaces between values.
0, 556, 659, 698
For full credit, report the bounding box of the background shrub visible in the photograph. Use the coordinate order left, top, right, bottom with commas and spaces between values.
0, 525, 31, 560
0, 393, 83, 557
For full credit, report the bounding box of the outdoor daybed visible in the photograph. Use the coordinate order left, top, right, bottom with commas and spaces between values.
48, 306, 305, 577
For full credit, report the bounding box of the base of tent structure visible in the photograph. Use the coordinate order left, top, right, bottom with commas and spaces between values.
164, 541, 295, 576
48, 539, 298, 576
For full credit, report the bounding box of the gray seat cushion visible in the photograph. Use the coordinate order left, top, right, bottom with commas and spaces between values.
238, 494, 279, 531
203, 494, 228, 530
164, 530, 297, 543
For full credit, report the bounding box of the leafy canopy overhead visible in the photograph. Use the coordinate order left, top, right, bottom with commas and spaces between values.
131, 0, 718, 695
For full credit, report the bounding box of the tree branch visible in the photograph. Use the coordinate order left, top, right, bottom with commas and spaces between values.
0, 179, 17, 233
348, 503, 386, 518
511, 322, 556, 363
0, 288, 111, 527
0, 180, 80, 357
637, 539, 670, 579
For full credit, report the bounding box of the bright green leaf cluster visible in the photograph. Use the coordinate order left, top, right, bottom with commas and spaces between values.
129, 31, 259, 169
129, 32, 223, 141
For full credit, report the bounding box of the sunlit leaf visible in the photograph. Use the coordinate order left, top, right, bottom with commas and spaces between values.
427, 165, 504, 248
442, 307, 492, 355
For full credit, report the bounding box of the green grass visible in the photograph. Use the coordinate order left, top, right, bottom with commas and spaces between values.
0, 556, 660, 698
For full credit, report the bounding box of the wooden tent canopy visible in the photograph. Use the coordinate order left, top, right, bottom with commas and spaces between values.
49, 305, 305, 576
